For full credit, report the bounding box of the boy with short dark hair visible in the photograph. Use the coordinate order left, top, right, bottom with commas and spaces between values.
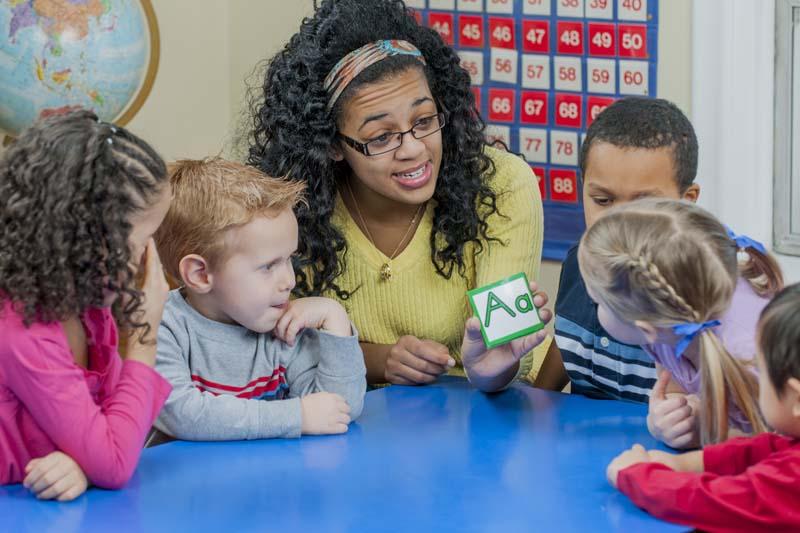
535, 97, 700, 406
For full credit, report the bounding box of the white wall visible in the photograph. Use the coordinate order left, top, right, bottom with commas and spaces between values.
693, 0, 800, 283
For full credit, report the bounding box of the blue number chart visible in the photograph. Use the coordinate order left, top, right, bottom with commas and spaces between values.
406, 0, 659, 260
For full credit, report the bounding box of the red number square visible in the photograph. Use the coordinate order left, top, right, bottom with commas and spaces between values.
586, 96, 616, 127
488, 88, 515, 123
520, 91, 549, 125
549, 169, 579, 203
554, 93, 583, 128
459, 15, 484, 48
531, 165, 546, 201
618, 24, 648, 58
489, 17, 516, 49
587, 23, 616, 57
556, 21, 584, 55
471, 87, 482, 109
522, 19, 550, 53
428, 12, 455, 46
411, 10, 424, 25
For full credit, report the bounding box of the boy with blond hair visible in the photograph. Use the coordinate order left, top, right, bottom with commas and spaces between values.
152, 158, 366, 441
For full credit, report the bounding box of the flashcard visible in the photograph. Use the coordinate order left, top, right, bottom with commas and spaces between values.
467, 273, 544, 348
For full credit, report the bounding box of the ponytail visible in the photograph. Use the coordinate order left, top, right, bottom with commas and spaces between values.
726, 227, 784, 298
739, 247, 783, 298
697, 331, 766, 445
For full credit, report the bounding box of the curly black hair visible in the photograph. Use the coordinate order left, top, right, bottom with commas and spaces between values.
0, 109, 167, 336
248, 0, 500, 299
579, 97, 699, 191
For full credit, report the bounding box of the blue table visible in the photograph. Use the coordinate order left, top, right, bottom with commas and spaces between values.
1, 377, 686, 532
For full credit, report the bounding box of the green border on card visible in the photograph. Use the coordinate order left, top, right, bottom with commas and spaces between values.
466, 272, 545, 349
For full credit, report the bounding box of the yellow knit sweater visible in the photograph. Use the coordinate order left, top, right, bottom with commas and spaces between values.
325, 146, 546, 379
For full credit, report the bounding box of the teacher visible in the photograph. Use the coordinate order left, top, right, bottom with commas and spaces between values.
248, 0, 549, 391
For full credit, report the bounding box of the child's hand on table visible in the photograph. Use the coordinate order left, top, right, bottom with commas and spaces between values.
606, 444, 652, 488
301, 392, 352, 435
23, 451, 89, 501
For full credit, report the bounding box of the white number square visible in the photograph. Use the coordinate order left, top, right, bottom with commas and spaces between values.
521, 54, 550, 89
557, 0, 584, 18
404, 0, 427, 8
484, 124, 511, 147
490, 47, 519, 84
617, 0, 647, 21
619, 59, 649, 95
585, 0, 613, 19
587, 58, 616, 94
550, 129, 579, 166
486, 0, 513, 14
457, 0, 483, 12
523, 0, 551, 15
429, 0, 456, 9
459, 50, 485, 85
519, 128, 548, 163
554, 56, 582, 92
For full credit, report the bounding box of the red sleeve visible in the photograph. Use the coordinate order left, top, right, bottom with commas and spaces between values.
617, 450, 800, 533
5, 335, 171, 489
703, 433, 796, 475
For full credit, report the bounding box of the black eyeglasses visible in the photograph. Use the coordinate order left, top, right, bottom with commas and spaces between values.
339, 112, 446, 156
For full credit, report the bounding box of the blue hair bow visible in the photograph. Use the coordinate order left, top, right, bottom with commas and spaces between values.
672, 320, 720, 358
726, 227, 767, 255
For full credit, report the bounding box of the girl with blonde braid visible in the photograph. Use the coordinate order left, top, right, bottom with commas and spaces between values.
578, 199, 783, 447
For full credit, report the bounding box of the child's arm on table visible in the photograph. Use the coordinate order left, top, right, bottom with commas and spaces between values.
276, 297, 367, 426
608, 439, 799, 532
154, 324, 311, 440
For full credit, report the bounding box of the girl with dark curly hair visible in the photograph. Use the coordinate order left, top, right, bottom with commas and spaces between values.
0, 110, 173, 500
249, 0, 548, 391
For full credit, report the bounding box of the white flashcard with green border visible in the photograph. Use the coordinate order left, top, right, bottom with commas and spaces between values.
467, 273, 544, 348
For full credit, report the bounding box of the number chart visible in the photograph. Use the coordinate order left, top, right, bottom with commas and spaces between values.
408, 0, 659, 260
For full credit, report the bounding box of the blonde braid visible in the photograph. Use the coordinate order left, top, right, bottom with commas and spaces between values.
625, 255, 701, 322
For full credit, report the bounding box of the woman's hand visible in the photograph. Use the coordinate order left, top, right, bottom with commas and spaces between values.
461, 281, 552, 391
383, 336, 456, 385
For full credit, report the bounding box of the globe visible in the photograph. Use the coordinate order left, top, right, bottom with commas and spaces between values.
0, 0, 159, 137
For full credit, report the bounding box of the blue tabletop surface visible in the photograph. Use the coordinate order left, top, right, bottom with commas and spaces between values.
1, 377, 687, 533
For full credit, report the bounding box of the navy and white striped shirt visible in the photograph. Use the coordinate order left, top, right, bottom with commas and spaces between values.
554, 246, 657, 403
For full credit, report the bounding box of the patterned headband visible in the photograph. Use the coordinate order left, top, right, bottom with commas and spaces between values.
324, 39, 427, 111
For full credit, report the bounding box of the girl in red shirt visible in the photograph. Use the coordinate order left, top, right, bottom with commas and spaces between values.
607, 283, 800, 532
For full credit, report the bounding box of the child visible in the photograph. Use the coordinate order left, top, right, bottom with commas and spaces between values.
151, 158, 366, 442
607, 283, 800, 532
535, 97, 701, 406
0, 110, 173, 500
578, 198, 783, 446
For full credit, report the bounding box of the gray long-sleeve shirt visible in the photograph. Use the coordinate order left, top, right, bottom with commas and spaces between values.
153, 290, 366, 440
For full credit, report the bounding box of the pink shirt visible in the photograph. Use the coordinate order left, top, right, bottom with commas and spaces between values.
0, 301, 171, 488
644, 278, 768, 431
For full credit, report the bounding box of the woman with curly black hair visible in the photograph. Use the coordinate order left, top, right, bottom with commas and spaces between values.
0, 110, 173, 499
249, 0, 548, 392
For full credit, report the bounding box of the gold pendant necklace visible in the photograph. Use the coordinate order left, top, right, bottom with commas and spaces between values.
345, 180, 424, 282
